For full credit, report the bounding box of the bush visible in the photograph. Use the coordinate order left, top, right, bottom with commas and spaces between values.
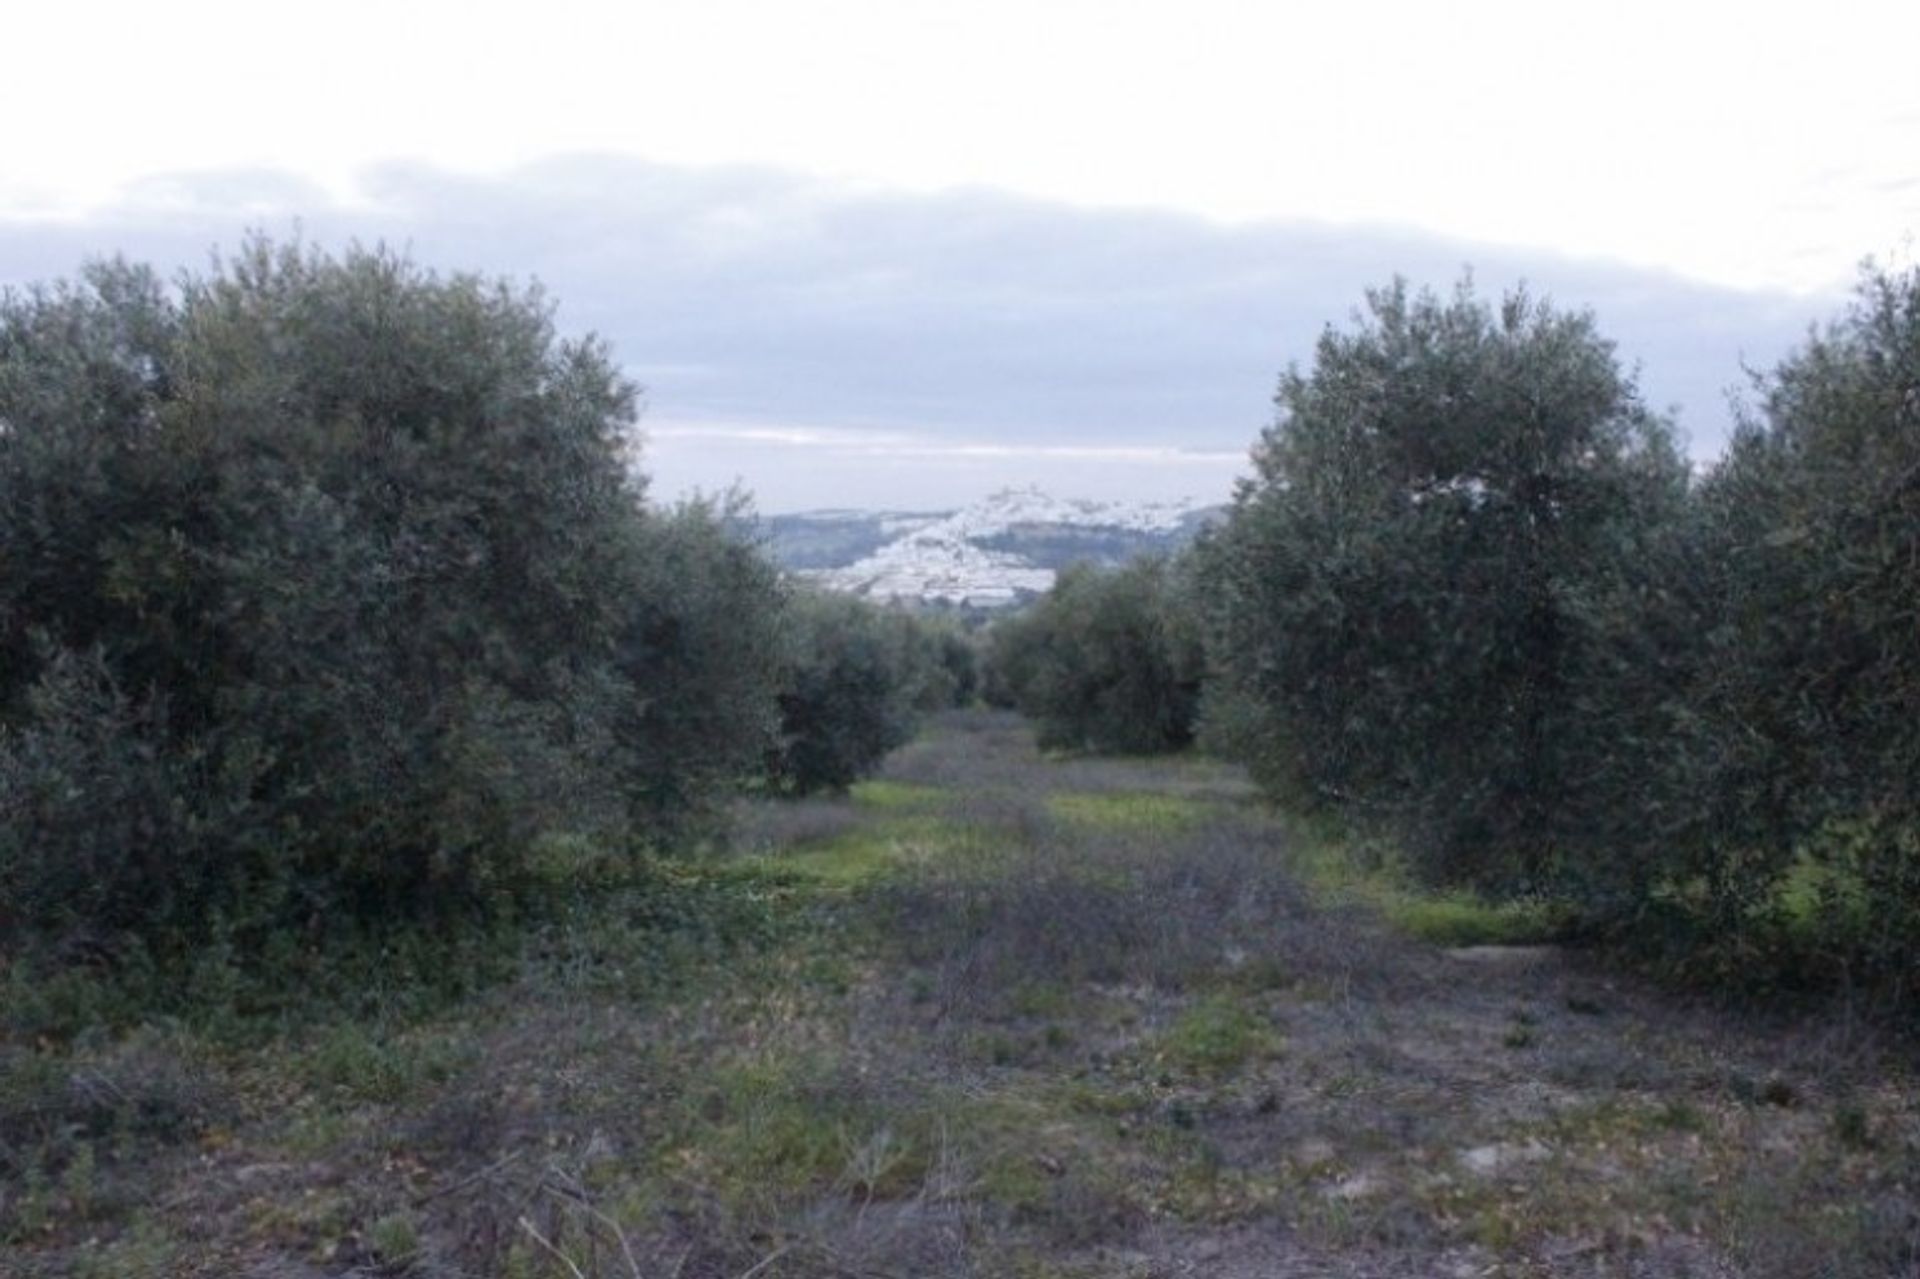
766, 592, 932, 795
0, 240, 788, 974
1203, 277, 1693, 897
1678, 264, 1920, 985
982, 557, 1204, 755
0, 648, 268, 958
614, 494, 788, 842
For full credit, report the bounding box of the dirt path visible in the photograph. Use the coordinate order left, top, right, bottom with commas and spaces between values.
6, 711, 1917, 1276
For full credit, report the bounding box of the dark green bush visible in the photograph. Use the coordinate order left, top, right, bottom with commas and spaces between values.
766, 592, 932, 795
983, 558, 1203, 755
1203, 277, 1692, 897
1677, 264, 1920, 985
0, 647, 271, 958
934, 625, 981, 708
0, 241, 788, 974
614, 494, 787, 842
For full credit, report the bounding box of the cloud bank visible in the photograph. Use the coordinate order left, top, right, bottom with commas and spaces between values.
0, 156, 1828, 510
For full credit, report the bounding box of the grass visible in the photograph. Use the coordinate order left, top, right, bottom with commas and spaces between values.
1156, 997, 1284, 1077
1283, 814, 1564, 947
848, 778, 948, 811
5, 709, 1917, 1278
1046, 790, 1210, 832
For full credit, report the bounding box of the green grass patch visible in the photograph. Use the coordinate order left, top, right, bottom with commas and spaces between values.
1009, 981, 1073, 1018
656, 1052, 980, 1213
1384, 894, 1559, 947
3, 842, 813, 1045
294, 1020, 478, 1105
1284, 817, 1562, 947
1048, 791, 1209, 832
850, 779, 948, 811
746, 811, 970, 889
1771, 838, 1878, 940
745, 825, 904, 888
1156, 996, 1283, 1077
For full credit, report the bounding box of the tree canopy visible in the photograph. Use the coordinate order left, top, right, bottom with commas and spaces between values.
1203, 278, 1692, 892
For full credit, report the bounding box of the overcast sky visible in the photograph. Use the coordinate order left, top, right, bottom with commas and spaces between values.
4, 1, 1914, 510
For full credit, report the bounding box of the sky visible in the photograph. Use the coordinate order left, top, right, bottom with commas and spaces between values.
3, 1, 1915, 510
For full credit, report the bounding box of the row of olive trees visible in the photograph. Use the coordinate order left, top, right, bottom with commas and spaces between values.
770, 591, 974, 794
0, 241, 948, 970
1213, 267, 1920, 986
987, 266, 1920, 991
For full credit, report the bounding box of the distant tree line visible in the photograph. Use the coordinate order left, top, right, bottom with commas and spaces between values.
983, 266, 1920, 1000
0, 240, 968, 982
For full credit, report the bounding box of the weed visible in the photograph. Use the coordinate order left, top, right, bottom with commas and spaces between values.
851, 779, 948, 811
1655, 1099, 1707, 1133
298, 1022, 476, 1105
729, 793, 861, 853
1159, 998, 1281, 1077
66, 1214, 180, 1277
367, 1210, 421, 1265
1009, 982, 1071, 1018
1832, 1100, 1875, 1149
1283, 817, 1562, 947
1048, 791, 1207, 832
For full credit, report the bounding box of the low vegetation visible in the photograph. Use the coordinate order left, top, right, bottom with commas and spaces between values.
6, 712, 1914, 1277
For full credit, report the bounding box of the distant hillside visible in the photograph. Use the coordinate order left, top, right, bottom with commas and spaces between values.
757, 509, 950, 570
760, 487, 1224, 607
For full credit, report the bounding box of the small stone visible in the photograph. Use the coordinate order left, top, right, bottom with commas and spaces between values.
1458, 1140, 1550, 1175
1328, 1171, 1379, 1200
582, 1129, 620, 1167
1460, 1146, 1503, 1175
1293, 1138, 1336, 1167
1444, 945, 1561, 965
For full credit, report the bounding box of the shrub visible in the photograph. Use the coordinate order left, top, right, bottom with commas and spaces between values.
766, 592, 929, 795
0, 240, 788, 975
1202, 277, 1693, 898
0, 647, 268, 958
614, 494, 787, 843
982, 557, 1204, 755
1679, 264, 1920, 985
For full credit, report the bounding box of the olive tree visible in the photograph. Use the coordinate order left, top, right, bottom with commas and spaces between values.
984, 557, 1204, 755
614, 494, 787, 842
0, 240, 784, 962
1205, 277, 1693, 896
1683, 264, 1920, 976
765, 591, 929, 795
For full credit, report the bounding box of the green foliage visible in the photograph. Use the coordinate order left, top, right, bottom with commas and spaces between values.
1203, 276, 1692, 898
1158, 996, 1281, 1076
984, 557, 1204, 754
0, 646, 267, 957
1677, 264, 1920, 986
613, 493, 787, 843
0, 239, 791, 985
765, 591, 934, 795
1196, 263, 1920, 995
930, 620, 982, 708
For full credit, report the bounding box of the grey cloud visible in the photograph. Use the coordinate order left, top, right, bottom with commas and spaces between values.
1, 154, 1834, 503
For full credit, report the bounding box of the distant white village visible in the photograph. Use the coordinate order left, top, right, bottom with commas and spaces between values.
779, 487, 1216, 607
